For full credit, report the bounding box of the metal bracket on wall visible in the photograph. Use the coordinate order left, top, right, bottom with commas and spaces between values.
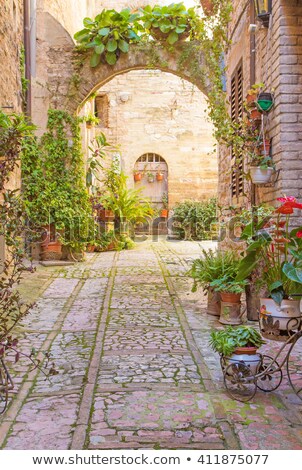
261, 168, 281, 188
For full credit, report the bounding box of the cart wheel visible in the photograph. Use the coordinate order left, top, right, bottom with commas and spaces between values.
287, 334, 302, 401
223, 362, 257, 402
0, 366, 8, 415
257, 354, 283, 392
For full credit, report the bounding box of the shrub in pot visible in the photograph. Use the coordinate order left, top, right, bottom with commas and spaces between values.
210, 279, 248, 304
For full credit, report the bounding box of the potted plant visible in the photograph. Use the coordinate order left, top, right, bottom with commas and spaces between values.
140, 3, 197, 45
84, 113, 100, 129
156, 171, 164, 181
236, 196, 302, 338
257, 91, 274, 112
160, 192, 169, 217
146, 171, 155, 183
245, 83, 264, 107
248, 153, 274, 184
209, 325, 265, 373
133, 170, 142, 182
210, 278, 248, 304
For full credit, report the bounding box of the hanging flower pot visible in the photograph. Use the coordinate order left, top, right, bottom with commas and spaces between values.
134, 172, 142, 182
257, 92, 274, 112
160, 209, 168, 218
147, 173, 155, 183
250, 108, 262, 121
249, 166, 274, 184
156, 172, 164, 181
246, 91, 258, 107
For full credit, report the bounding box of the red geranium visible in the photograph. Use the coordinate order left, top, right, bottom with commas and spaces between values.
296, 231, 302, 238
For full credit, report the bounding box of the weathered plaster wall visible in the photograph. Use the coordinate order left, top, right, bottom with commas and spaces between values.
82, 69, 217, 208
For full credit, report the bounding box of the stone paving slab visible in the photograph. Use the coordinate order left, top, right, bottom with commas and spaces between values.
1, 239, 302, 451
98, 353, 202, 385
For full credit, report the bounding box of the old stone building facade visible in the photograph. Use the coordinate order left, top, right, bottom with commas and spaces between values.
81, 69, 217, 208
220, 0, 302, 217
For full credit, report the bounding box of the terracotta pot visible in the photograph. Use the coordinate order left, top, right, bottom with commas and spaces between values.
134, 173, 142, 182
98, 209, 115, 220
86, 122, 93, 129
219, 301, 244, 325
40, 240, 62, 261
151, 27, 189, 42
207, 287, 221, 316
250, 108, 262, 121
86, 245, 95, 253
156, 173, 164, 181
233, 346, 258, 355
220, 292, 242, 303
246, 92, 257, 106
160, 209, 168, 218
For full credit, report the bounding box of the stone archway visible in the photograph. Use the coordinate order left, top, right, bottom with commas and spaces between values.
32, 12, 212, 129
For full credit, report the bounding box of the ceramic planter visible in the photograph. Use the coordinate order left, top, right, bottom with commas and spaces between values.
220, 292, 242, 303
156, 173, 164, 181
207, 287, 221, 316
249, 166, 273, 184
225, 349, 261, 375
134, 173, 142, 182
259, 298, 301, 340
41, 240, 62, 261
257, 92, 274, 112
219, 302, 244, 325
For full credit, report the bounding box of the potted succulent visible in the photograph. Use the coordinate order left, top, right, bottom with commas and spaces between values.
236, 196, 302, 338
248, 153, 274, 184
209, 325, 265, 373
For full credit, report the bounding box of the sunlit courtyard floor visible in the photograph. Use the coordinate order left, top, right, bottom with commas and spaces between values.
0, 238, 302, 450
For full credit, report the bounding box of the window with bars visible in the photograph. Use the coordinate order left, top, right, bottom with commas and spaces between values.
137, 153, 166, 163
230, 61, 244, 199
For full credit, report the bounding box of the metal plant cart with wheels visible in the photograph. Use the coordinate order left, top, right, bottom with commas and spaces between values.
221, 312, 302, 403
0, 358, 14, 414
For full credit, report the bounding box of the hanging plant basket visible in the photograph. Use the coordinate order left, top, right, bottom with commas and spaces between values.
160, 209, 169, 218
156, 172, 164, 181
147, 174, 155, 183
134, 172, 142, 182
249, 166, 274, 184
257, 92, 274, 112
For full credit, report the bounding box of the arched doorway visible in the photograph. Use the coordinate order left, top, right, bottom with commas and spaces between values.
134, 153, 168, 213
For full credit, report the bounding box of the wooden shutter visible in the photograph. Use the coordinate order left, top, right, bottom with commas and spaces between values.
230, 62, 244, 199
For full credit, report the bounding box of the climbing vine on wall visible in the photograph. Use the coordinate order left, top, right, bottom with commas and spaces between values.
22, 110, 93, 252
73, 1, 241, 149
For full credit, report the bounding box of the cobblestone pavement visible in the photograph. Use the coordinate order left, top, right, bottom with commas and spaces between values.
1, 239, 302, 449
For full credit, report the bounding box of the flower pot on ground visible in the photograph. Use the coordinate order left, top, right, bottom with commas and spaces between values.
210, 325, 264, 374
259, 298, 301, 340
207, 287, 221, 317
98, 209, 115, 220
220, 292, 242, 303
86, 244, 96, 253
40, 240, 62, 261
249, 166, 274, 184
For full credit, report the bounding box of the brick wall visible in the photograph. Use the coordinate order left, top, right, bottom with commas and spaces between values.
220, 0, 302, 217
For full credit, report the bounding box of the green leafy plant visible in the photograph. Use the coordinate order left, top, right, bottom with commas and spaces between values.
86, 133, 118, 191
209, 278, 247, 294
209, 326, 265, 356
84, 113, 100, 127
189, 249, 242, 293
236, 197, 302, 304
74, 9, 142, 66
140, 3, 198, 45
22, 110, 93, 254
173, 198, 217, 240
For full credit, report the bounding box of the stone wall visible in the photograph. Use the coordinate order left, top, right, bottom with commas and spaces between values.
220, 0, 302, 216
0, 0, 24, 113
81, 69, 217, 208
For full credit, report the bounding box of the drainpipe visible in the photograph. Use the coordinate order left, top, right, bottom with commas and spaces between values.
250, 0, 256, 206
24, 0, 31, 117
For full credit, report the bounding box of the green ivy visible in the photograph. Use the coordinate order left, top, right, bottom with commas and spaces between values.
21, 110, 92, 252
